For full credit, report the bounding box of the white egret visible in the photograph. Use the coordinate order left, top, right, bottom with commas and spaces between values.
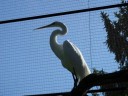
35, 21, 91, 88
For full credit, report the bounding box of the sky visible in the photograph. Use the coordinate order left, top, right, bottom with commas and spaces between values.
0, 0, 124, 96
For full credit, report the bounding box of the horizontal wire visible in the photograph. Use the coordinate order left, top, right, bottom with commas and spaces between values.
0, 3, 128, 24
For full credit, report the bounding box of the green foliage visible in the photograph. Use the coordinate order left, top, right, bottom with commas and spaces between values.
101, 0, 128, 69
99, 0, 128, 96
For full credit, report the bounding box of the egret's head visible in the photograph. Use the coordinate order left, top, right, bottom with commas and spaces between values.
34, 21, 63, 30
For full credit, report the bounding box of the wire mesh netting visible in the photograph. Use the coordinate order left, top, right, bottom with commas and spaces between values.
0, 0, 127, 96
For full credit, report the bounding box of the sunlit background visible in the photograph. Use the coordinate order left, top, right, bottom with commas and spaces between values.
0, 0, 124, 96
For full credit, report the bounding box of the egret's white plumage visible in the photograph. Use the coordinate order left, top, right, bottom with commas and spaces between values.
35, 21, 91, 87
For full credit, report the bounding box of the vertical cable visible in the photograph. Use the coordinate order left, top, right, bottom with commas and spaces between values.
88, 0, 93, 72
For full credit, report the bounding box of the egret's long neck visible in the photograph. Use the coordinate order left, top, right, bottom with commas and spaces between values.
50, 24, 67, 59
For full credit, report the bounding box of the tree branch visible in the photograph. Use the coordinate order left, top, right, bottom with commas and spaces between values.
71, 69, 128, 96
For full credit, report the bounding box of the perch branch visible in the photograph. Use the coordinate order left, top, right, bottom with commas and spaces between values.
71, 69, 128, 96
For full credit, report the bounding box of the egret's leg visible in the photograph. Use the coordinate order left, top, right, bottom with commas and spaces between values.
72, 73, 76, 83
72, 73, 77, 88
72, 68, 78, 88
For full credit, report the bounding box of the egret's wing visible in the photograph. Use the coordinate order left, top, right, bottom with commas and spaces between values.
63, 40, 83, 64
63, 40, 85, 67
63, 40, 91, 80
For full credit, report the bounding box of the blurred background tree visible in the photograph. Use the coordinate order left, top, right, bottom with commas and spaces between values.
101, 0, 128, 70
98, 0, 128, 96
